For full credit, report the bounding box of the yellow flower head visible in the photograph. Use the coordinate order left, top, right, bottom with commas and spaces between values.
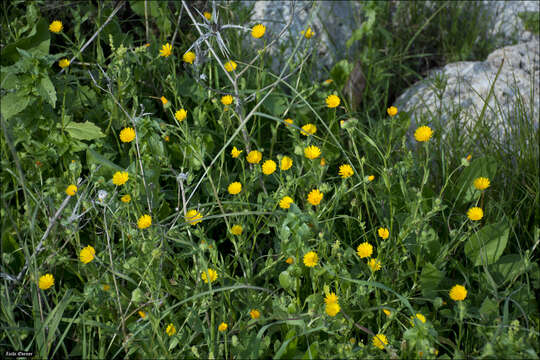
372, 334, 388, 350
246, 150, 262, 164
231, 146, 243, 158
307, 189, 323, 206
185, 209, 203, 226
121, 194, 131, 203
137, 214, 152, 229
175, 109, 187, 122
80, 245, 96, 264
119, 127, 136, 143
49, 20, 63, 33
230, 225, 243, 235
204, 11, 212, 20
218, 322, 228, 332
467, 207, 483, 221
356, 242, 373, 258
159, 43, 172, 57
304, 145, 321, 160
66, 184, 78, 196
378, 227, 389, 239
474, 177, 490, 190
383, 309, 392, 317
250, 309, 260, 319
103, 284, 111, 291
112, 171, 129, 186
323, 79, 333, 86
387, 106, 398, 117
324, 292, 338, 304
303, 251, 318, 267
39, 274, 54, 290
339, 164, 354, 179
449, 284, 467, 301
414, 125, 433, 142
320, 157, 326, 166
325, 302, 341, 317
221, 95, 233, 105
160, 96, 168, 105
228, 182, 242, 195
368, 175, 375, 182
138, 310, 147, 319
368, 258, 382, 272
284, 118, 293, 126
59, 59, 70, 69
301, 123, 317, 136
224, 60, 237, 72
326, 94, 340, 108
262, 160, 277, 175
183, 51, 196, 64
280, 156, 293, 171
201, 269, 218, 283
466, 154, 472, 161
251, 24, 266, 38
410, 313, 426, 326
166, 323, 176, 336
285, 257, 294, 264
301, 27, 314, 38
279, 196, 294, 209
164, 135, 170, 142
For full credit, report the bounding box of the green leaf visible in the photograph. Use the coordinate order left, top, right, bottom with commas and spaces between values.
489, 254, 529, 285
465, 221, 509, 266
345, 7, 376, 49
1, 91, 30, 120
420, 263, 444, 298
453, 156, 497, 205
479, 297, 499, 320
0, 19, 50, 65
38, 76, 56, 108
86, 148, 123, 174
65, 121, 105, 140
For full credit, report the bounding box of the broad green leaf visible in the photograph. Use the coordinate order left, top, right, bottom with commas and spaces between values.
38, 76, 56, 108
479, 297, 499, 320
65, 121, 105, 140
420, 263, 444, 298
0, 72, 18, 90
489, 254, 529, 285
1, 91, 30, 120
0, 19, 50, 65
86, 148, 123, 174
465, 221, 509, 266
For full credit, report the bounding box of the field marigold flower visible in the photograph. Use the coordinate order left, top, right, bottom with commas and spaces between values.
301, 123, 317, 136
262, 160, 277, 175
231, 146, 243, 158
185, 209, 203, 225
373, 334, 388, 350
250, 309, 260, 319
221, 95, 233, 105
137, 214, 152, 229
218, 322, 228, 332
320, 158, 326, 166
166, 323, 176, 336
378, 227, 389, 239
175, 109, 187, 122
356, 242, 373, 258
339, 164, 354, 178
80, 245, 96, 264
224, 60, 237, 72
251, 24, 266, 38
66, 184, 78, 196
280, 156, 293, 170
204, 11, 212, 20
247, 150, 262, 164
383, 309, 391, 317
119, 127, 136, 143
183, 51, 196, 64
304, 145, 321, 160
414, 125, 433, 142
449, 284, 467, 301
159, 43, 172, 57
285, 257, 294, 264
368, 258, 382, 272
326, 94, 340, 108
112, 171, 129, 186
59, 59, 70, 68
325, 302, 340, 316
307, 189, 323, 205
474, 177, 490, 190
387, 106, 398, 117
368, 175, 375, 181
201, 269, 218, 283
230, 225, 243, 235
410, 313, 426, 326
228, 182, 242, 195
160, 96, 168, 105
284, 118, 293, 126
467, 207, 483, 221
466, 154, 472, 161
301, 27, 314, 38
303, 251, 318, 267
279, 196, 294, 209
138, 310, 147, 319
324, 292, 338, 304
39, 274, 54, 290
121, 194, 131, 203
49, 20, 63, 33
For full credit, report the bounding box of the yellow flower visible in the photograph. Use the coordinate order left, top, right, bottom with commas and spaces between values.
372, 334, 388, 350
285, 257, 294, 264
301, 27, 314, 38
137, 214, 152, 229
79, 245, 96, 264
218, 322, 228, 332
307, 189, 323, 206
410, 313, 426, 326
138, 310, 147, 319
119, 127, 136, 143
378, 227, 389, 239
387, 106, 398, 117
159, 43, 172, 57
300, 123, 317, 136
383, 309, 391, 317
368, 258, 382, 272
230, 225, 243, 235
368, 175, 375, 181
279, 196, 294, 209
164, 135, 170, 142
280, 156, 293, 171
112, 171, 129, 186
201, 269, 218, 283
466, 154, 472, 161
246, 150, 262, 164
262, 160, 277, 175
324, 292, 338, 304
103, 284, 111, 291
325, 302, 340, 316
304, 145, 321, 160
250, 309, 260, 319
467, 207, 483, 221
303, 251, 318, 267
449, 284, 467, 301
221, 95, 233, 105
356, 242, 373, 258
59, 59, 70, 69
231, 146, 243, 158
474, 177, 490, 190
183, 51, 196, 64
160, 96, 168, 105
38, 274, 54, 290
326, 94, 340, 108
224, 60, 237, 72
414, 125, 433, 142
121, 194, 131, 203
228, 182, 242, 195
175, 109, 187, 122
284, 118, 293, 126
49, 20, 63, 33
320, 158, 326, 166
65, 184, 78, 196
204, 11, 212, 20
185, 209, 203, 226
338, 164, 354, 178
166, 323, 176, 336
323, 79, 333, 85
251, 24, 266, 38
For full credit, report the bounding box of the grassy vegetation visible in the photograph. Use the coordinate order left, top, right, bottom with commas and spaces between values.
1, 1, 538, 358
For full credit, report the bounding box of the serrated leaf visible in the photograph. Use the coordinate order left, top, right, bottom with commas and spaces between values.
65, 121, 105, 140
38, 75, 56, 107
1, 91, 30, 120
465, 221, 509, 266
